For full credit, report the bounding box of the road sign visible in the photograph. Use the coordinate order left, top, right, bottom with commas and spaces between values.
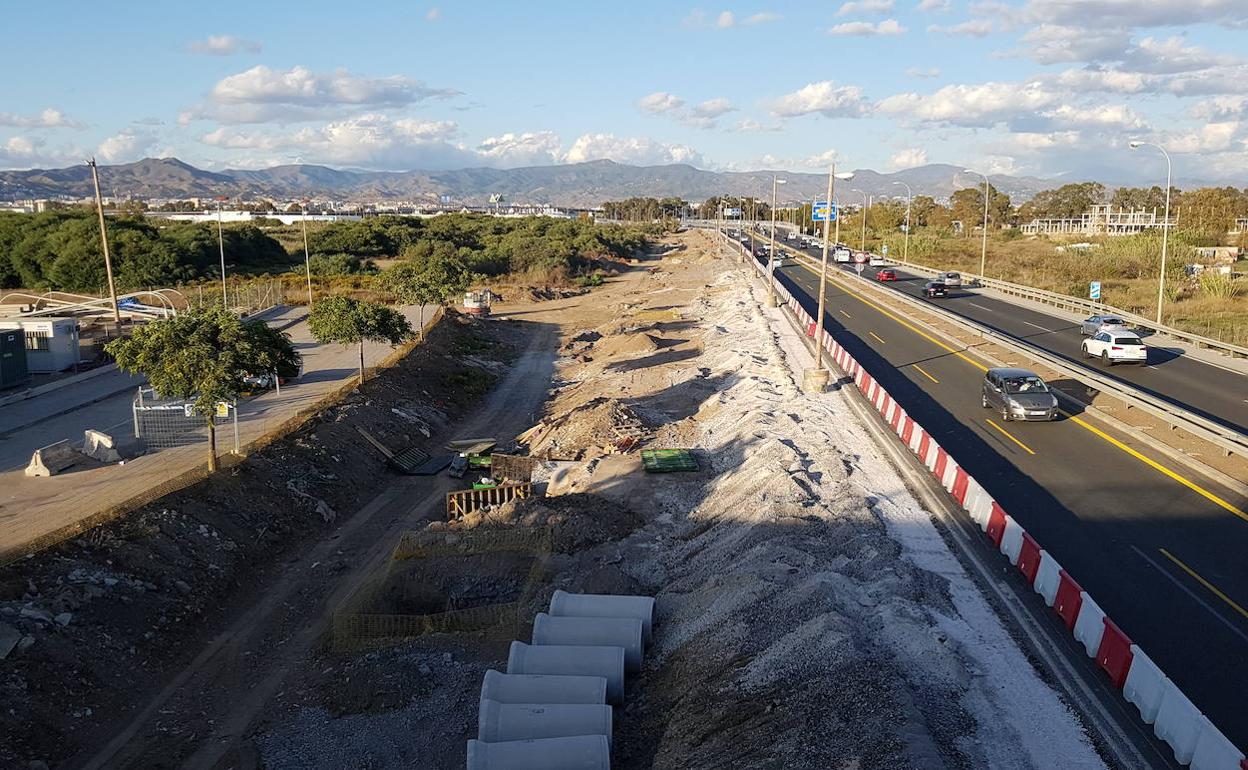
1089, 281, 1101, 300
881, 244, 889, 256
853, 252, 868, 264
812, 201, 837, 222
854, 262, 865, 275
725, 207, 743, 217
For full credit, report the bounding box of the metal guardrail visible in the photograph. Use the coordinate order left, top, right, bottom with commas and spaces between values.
884, 257, 1248, 361
765, 239, 1248, 461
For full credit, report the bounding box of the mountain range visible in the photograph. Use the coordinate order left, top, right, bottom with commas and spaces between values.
0, 157, 1060, 207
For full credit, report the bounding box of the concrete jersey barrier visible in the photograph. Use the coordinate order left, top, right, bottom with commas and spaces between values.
25, 439, 82, 477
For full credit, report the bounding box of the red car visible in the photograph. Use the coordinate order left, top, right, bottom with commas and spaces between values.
875, 268, 897, 282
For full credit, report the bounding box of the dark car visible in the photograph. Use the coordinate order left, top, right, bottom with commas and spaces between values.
922, 281, 948, 298
981, 367, 1059, 421
876, 268, 897, 281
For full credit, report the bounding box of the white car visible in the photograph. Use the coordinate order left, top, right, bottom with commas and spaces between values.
834, 247, 852, 263
940, 271, 963, 287
868, 254, 888, 267
1082, 331, 1148, 365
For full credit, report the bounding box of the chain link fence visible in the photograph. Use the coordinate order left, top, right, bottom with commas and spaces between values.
132, 387, 238, 450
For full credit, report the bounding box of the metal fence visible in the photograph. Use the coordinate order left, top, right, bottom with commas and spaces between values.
132, 387, 238, 450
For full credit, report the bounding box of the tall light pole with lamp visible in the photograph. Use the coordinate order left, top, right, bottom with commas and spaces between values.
963, 169, 990, 278
766, 175, 787, 306
806, 165, 855, 393
1129, 140, 1173, 324
851, 190, 870, 252
892, 181, 912, 264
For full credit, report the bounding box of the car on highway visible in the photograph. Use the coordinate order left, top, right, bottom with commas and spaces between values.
1080, 314, 1129, 336
922, 281, 948, 298
869, 254, 888, 267
940, 271, 963, 287
1083, 330, 1148, 365
770, 255, 786, 268
834, 246, 853, 263
981, 367, 1059, 421
875, 268, 897, 282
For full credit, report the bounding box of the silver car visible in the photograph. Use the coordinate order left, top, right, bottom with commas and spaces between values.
941, 271, 963, 287
981, 367, 1059, 422
1080, 314, 1128, 336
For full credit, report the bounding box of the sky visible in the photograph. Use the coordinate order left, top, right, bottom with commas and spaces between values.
2, 0, 1247, 183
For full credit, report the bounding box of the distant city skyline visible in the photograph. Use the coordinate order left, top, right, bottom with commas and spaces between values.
2, 1, 1247, 182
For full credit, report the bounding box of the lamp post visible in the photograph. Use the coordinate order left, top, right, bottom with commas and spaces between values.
964, 169, 990, 278
301, 201, 314, 307
767, 175, 787, 306
892, 181, 912, 264
852, 190, 870, 252
807, 165, 855, 393
1129, 140, 1173, 324
86, 158, 121, 325
216, 196, 228, 309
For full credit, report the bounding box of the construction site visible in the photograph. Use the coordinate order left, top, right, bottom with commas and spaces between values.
1, 230, 1123, 769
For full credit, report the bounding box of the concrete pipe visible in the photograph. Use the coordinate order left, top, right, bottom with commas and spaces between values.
466, 735, 611, 770
481, 669, 607, 705
532, 613, 644, 674
478, 699, 613, 745
507, 641, 625, 704
550, 590, 655, 644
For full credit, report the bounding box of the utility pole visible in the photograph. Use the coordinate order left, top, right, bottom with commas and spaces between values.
964, 169, 990, 277
767, 174, 786, 307
87, 159, 121, 325
216, 197, 228, 309
302, 201, 314, 307
893, 181, 913, 264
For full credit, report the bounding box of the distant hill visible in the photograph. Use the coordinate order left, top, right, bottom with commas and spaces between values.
0, 157, 1058, 206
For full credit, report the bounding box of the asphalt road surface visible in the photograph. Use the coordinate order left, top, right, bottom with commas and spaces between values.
741, 242, 1248, 752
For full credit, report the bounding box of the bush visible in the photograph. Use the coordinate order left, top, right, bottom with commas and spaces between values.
307, 253, 374, 276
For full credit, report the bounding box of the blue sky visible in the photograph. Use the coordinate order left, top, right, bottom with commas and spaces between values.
2, 1, 1247, 182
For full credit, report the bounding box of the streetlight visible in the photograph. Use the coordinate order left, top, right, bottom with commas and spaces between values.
851, 190, 870, 251
1129, 140, 1173, 324
767, 175, 787, 306
216, 196, 229, 309
892, 181, 912, 265
963, 169, 990, 277
808, 165, 854, 392
301, 201, 314, 308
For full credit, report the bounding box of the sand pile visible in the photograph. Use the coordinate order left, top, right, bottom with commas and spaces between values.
519, 396, 654, 459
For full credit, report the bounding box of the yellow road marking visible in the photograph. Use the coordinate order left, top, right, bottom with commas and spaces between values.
1069, 415, 1248, 522
780, 244, 1248, 522
1160, 548, 1248, 621
985, 418, 1037, 455
869, 331, 886, 344
838, 309, 852, 319
912, 364, 940, 384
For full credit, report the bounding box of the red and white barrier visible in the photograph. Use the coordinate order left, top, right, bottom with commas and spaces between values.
732, 229, 1244, 768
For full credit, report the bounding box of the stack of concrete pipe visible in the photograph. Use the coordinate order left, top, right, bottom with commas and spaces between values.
467, 590, 657, 770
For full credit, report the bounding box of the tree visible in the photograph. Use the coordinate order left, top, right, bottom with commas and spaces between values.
307, 296, 413, 383
1019, 182, 1106, 221
950, 185, 1012, 234
376, 249, 472, 332
106, 307, 301, 472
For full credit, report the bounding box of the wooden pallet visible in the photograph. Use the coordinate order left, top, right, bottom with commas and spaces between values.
446, 481, 533, 519
491, 453, 537, 482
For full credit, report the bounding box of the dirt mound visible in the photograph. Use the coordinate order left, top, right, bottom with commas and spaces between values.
520, 397, 654, 459
433, 493, 643, 553
592, 332, 663, 358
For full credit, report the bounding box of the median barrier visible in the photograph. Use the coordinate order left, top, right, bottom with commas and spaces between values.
1154, 681, 1207, 764
999, 516, 1024, 565
1072, 592, 1107, 657
82, 429, 122, 463
1032, 553, 1062, 606
1053, 571, 1083, 629
1096, 619, 1133, 689
1016, 533, 1042, 584
917, 433, 933, 467
1191, 723, 1246, 770
932, 447, 949, 480
966, 483, 993, 530
901, 417, 917, 448
950, 468, 970, 506
24, 439, 82, 477
985, 502, 1007, 547
1123, 646, 1169, 723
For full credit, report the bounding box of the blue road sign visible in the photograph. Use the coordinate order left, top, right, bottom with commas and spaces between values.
812, 201, 837, 222
1089, 281, 1101, 300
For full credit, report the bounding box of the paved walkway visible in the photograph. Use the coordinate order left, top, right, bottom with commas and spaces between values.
0, 305, 434, 559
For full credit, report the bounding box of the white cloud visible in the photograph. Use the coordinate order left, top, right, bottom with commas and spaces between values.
905, 67, 941, 78
716, 11, 735, 27
827, 19, 906, 36
731, 118, 782, 132
1126, 36, 1237, 74
475, 131, 562, 166
0, 135, 88, 169
837, 0, 894, 15
639, 91, 685, 114
1190, 95, 1248, 121
426, 7, 441, 21
1018, 24, 1131, 64
180, 65, 459, 124
692, 98, 735, 119
1166, 122, 1241, 153
0, 108, 86, 130
740, 11, 781, 25
98, 130, 158, 163
564, 133, 703, 166
888, 148, 928, 169
928, 19, 994, 36
1047, 67, 1150, 94
712, 10, 781, 28
877, 81, 1061, 127
770, 81, 869, 118
1045, 104, 1147, 130
187, 35, 262, 55
1022, 0, 1247, 30
917, 0, 950, 10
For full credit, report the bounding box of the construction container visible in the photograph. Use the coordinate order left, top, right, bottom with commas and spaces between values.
0, 317, 79, 373
0, 327, 30, 389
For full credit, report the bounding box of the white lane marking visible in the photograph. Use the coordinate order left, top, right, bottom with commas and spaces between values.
1130, 545, 1248, 643
969, 302, 994, 312
1023, 321, 1054, 332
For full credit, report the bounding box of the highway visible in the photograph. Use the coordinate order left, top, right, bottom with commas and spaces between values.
787, 238, 1248, 437
738, 238, 1248, 752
